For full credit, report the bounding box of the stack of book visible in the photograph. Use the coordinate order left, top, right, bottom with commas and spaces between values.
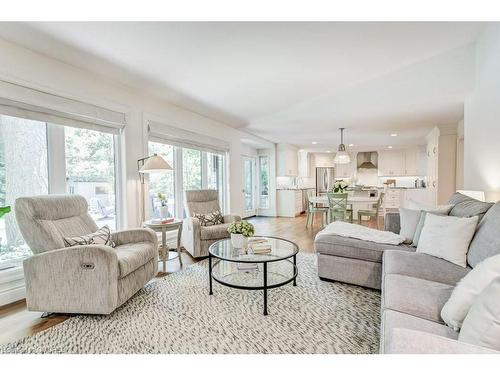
248, 238, 272, 254
237, 263, 258, 271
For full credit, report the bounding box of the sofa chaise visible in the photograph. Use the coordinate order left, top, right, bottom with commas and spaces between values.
315, 192, 500, 354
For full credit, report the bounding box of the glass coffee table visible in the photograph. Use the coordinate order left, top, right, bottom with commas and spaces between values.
208, 236, 299, 315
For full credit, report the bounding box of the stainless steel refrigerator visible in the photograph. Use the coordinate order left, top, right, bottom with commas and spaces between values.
316, 167, 335, 195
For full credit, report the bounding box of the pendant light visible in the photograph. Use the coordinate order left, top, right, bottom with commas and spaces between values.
333, 128, 351, 164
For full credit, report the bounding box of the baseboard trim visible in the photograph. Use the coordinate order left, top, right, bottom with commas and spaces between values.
0, 266, 26, 306
0, 285, 26, 307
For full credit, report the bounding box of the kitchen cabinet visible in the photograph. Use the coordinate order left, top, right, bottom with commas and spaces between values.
277, 189, 303, 217
378, 150, 405, 176
426, 126, 457, 205
404, 148, 420, 176
335, 159, 354, 178
298, 151, 312, 177
384, 188, 402, 211
277, 143, 298, 176
378, 148, 424, 176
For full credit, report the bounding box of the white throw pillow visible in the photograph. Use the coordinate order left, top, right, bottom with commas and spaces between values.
416, 213, 478, 267
411, 205, 454, 247
459, 277, 500, 351
398, 208, 422, 243
441, 254, 500, 331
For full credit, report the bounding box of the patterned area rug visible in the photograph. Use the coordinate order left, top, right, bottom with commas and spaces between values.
0, 253, 381, 354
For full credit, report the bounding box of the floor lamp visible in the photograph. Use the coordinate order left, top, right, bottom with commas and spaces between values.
138, 154, 172, 223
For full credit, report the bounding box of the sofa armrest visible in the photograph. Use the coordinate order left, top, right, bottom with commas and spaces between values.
384, 212, 401, 234
385, 328, 498, 354
112, 228, 157, 247
223, 214, 241, 224
23, 245, 120, 314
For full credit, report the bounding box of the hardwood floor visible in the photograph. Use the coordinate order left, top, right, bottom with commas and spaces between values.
0, 213, 380, 346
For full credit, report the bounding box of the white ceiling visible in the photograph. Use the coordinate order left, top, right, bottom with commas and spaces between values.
0, 22, 485, 150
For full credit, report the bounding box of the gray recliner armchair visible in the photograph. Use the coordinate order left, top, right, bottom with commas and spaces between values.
15, 194, 158, 315
181, 189, 241, 258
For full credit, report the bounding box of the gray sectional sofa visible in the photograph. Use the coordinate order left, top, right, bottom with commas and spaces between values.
314, 192, 500, 354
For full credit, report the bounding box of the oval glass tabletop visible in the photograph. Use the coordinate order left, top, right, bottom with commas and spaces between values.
209, 236, 299, 263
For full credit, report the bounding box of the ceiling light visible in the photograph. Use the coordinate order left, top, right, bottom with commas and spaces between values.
348, 144, 354, 147
391, 133, 398, 137
326, 150, 331, 153
333, 128, 351, 165
299, 149, 304, 152
312, 141, 317, 145
388, 146, 393, 149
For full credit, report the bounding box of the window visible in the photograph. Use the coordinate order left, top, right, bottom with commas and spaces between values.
147, 140, 227, 218
148, 141, 175, 219
65, 127, 117, 230
183, 148, 202, 191
207, 152, 225, 208
0, 115, 49, 267
0, 113, 121, 268
259, 155, 270, 209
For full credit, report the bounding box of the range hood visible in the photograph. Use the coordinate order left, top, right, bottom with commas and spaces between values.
357, 151, 378, 170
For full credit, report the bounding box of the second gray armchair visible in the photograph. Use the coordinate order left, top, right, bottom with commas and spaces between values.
181, 189, 241, 258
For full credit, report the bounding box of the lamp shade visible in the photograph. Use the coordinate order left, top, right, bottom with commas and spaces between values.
139, 155, 172, 174
334, 150, 351, 164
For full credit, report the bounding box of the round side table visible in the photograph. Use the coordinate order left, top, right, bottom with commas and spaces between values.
143, 219, 183, 272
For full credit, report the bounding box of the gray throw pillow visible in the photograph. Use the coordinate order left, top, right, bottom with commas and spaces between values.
459, 277, 500, 351
63, 225, 115, 248
399, 208, 422, 244
411, 205, 454, 246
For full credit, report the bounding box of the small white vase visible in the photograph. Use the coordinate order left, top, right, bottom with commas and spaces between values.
231, 233, 247, 248
159, 206, 169, 219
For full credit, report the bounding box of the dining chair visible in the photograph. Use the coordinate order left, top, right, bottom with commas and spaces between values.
306, 190, 328, 228
326, 192, 350, 223
357, 192, 385, 229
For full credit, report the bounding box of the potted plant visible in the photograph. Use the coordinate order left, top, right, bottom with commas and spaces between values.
227, 220, 254, 248
0, 206, 11, 245
333, 180, 349, 193
157, 193, 170, 218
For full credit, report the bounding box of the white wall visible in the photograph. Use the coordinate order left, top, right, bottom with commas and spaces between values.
464, 24, 500, 202
0, 37, 274, 227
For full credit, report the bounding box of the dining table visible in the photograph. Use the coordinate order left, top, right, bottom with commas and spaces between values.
308, 195, 379, 205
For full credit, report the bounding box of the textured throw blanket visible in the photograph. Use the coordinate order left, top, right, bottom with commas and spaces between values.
319, 221, 405, 245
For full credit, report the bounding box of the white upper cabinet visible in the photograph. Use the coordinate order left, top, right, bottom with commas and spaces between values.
378, 148, 425, 176
277, 143, 298, 176
378, 150, 405, 176
298, 151, 311, 177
